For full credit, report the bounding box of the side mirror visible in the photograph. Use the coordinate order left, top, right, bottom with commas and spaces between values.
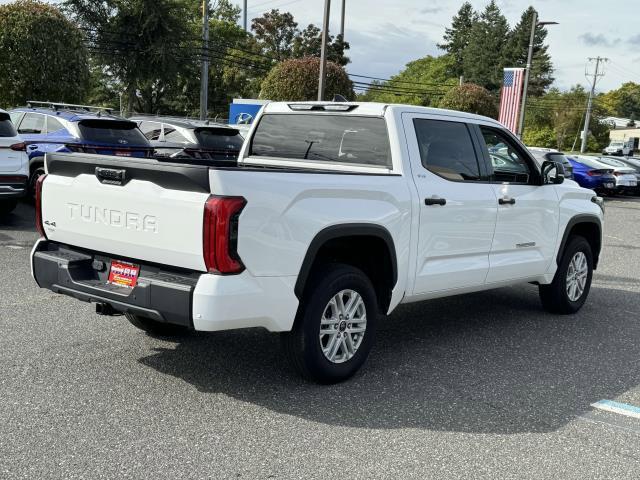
541, 160, 565, 185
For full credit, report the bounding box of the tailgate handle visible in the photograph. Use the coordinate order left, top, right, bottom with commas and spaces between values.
95, 167, 128, 186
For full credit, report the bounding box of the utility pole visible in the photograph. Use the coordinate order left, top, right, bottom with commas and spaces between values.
340, 0, 346, 39
318, 0, 331, 101
243, 0, 248, 32
517, 13, 558, 138
199, 0, 210, 121
580, 56, 608, 153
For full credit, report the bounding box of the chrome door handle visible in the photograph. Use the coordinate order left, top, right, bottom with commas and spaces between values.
425, 196, 446, 206
499, 196, 516, 205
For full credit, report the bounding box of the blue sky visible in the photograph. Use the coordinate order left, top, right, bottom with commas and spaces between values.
4, 0, 638, 93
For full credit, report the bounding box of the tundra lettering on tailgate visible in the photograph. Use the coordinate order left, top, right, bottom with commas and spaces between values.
65, 203, 158, 233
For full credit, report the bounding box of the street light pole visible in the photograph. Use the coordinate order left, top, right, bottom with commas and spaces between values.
517, 11, 537, 138
199, 0, 210, 120
340, 0, 346, 39
318, 0, 331, 101
243, 0, 248, 32
517, 13, 558, 138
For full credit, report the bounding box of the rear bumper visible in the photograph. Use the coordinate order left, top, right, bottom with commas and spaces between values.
31, 240, 300, 332
0, 175, 28, 198
32, 240, 198, 327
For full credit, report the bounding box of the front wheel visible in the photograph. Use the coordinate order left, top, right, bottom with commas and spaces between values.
282, 264, 378, 384
539, 235, 593, 314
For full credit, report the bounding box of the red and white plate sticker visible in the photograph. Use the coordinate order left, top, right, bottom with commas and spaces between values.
108, 261, 140, 288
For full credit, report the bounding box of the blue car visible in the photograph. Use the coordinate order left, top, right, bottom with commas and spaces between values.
567, 155, 617, 194
9, 102, 153, 195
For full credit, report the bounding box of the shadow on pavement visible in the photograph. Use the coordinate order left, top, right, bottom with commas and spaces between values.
139, 284, 640, 434
0, 201, 34, 233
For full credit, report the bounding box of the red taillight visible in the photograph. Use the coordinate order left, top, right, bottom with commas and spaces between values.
203, 196, 246, 274
10, 142, 26, 151
35, 174, 47, 238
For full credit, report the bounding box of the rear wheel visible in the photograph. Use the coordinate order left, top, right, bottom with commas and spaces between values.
282, 264, 378, 384
0, 200, 17, 217
539, 235, 593, 314
125, 313, 190, 337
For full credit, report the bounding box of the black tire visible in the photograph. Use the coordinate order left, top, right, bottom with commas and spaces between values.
282, 263, 378, 384
28, 165, 45, 201
539, 235, 593, 314
125, 313, 190, 337
0, 200, 17, 217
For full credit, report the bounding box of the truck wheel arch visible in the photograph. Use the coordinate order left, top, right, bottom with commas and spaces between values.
557, 215, 602, 269
294, 224, 398, 313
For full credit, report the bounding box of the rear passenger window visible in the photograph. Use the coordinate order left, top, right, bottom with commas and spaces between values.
250, 114, 392, 168
46, 116, 65, 134
18, 113, 45, 134
164, 127, 190, 144
413, 119, 482, 181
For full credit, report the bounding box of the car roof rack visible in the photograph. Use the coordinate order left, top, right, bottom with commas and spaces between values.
26, 101, 114, 115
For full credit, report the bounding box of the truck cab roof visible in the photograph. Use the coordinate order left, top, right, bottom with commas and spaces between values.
262, 101, 504, 127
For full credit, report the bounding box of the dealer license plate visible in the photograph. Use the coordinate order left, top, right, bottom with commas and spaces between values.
108, 261, 140, 288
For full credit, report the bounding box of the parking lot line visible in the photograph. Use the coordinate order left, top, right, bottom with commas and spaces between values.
591, 400, 640, 420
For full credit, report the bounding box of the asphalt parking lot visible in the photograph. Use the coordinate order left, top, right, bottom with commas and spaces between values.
1, 199, 640, 479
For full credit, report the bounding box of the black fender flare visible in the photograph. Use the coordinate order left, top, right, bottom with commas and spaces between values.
294, 223, 398, 299
557, 214, 602, 268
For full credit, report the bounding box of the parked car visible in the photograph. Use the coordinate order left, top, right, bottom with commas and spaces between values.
568, 155, 633, 195
0, 109, 28, 216
131, 116, 244, 163
527, 147, 574, 179
602, 141, 625, 156
10, 102, 153, 195
32, 101, 604, 383
598, 156, 640, 194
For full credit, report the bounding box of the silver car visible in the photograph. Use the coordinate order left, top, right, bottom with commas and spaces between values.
131, 116, 244, 163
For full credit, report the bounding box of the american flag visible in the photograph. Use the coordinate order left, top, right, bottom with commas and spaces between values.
498, 68, 525, 134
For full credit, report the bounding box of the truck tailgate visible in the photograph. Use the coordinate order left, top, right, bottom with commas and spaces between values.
41, 153, 210, 271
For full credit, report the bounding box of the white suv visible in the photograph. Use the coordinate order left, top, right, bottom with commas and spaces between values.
0, 109, 28, 216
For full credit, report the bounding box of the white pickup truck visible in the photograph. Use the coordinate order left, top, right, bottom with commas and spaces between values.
32, 102, 604, 383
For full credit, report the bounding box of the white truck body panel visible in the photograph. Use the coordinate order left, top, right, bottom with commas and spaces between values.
41, 173, 209, 271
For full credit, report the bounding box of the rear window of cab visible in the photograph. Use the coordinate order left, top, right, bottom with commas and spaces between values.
250, 114, 392, 168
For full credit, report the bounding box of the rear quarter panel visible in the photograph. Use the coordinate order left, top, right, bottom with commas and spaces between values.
208, 169, 413, 310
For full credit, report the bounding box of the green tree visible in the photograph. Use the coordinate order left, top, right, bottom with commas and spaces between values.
524, 86, 610, 151
251, 9, 298, 61
522, 126, 556, 148
0, 0, 89, 108
438, 2, 476, 78
260, 57, 353, 101
358, 55, 457, 106
505, 6, 554, 96
599, 82, 640, 119
461, 1, 510, 91
438, 83, 498, 118
65, 0, 194, 114
292, 25, 350, 66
